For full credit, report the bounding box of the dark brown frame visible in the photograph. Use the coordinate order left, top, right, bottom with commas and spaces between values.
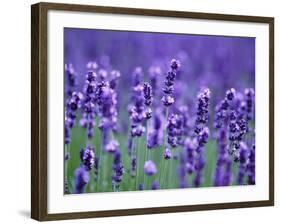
31, 2, 274, 221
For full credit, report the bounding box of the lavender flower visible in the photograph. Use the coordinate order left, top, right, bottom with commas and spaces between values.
93, 156, 99, 181
127, 69, 147, 183
222, 158, 232, 186
213, 89, 240, 186
178, 138, 195, 189
237, 142, 250, 185
98, 69, 108, 81
161, 95, 175, 107
74, 165, 89, 194
213, 128, 228, 186
130, 156, 137, 177
226, 88, 236, 101
167, 114, 182, 148
80, 69, 97, 139
147, 110, 163, 149
214, 99, 229, 129
86, 61, 98, 70
161, 59, 180, 107
224, 89, 249, 161
184, 138, 197, 174
64, 126, 71, 146
65, 92, 83, 144
138, 183, 144, 190
64, 178, 70, 194
193, 125, 210, 187
131, 124, 145, 137
144, 160, 157, 176
148, 65, 161, 97
98, 84, 118, 132
143, 83, 153, 120
143, 82, 153, 107
112, 150, 125, 190
80, 146, 95, 171
129, 84, 146, 137
109, 70, 121, 90
65, 63, 77, 97
195, 88, 211, 134
151, 181, 159, 190
164, 148, 172, 160
244, 88, 255, 121
178, 154, 187, 188
105, 139, 119, 154
178, 105, 190, 141
64, 153, 70, 161
247, 144, 255, 185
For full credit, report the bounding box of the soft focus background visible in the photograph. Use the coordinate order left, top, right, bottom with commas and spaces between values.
65, 28, 255, 128
1, 0, 281, 223
65, 28, 255, 103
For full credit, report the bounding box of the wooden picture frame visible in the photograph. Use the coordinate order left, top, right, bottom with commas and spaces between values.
31, 2, 274, 221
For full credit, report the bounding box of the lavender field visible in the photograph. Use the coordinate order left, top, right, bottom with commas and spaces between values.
64, 28, 255, 194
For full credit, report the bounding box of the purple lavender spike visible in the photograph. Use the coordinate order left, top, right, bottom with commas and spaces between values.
147, 109, 163, 149
193, 88, 211, 187
247, 144, 255, 185
167, 114, 182, 149
213, 128, 228, 186
130, 156, 137, 177
237, 142, 250, 185
161, 59, 180, 107
222, 158, 233, 186
65, 91, 83, 145
151, 181, 159, 190
79, 67, 98, 140
193, 127, 209, 187
148, 65, 161, 97
178, 154, 187, 188
74, 165, 89, 194
144, 160, 157, 176
65, 63, 78, 97
80, 146, 95, 171
164, 148, 172, 160
244, 88, 255, 121
143, 82, 153, 107
109, 70, 121, 90
112, 150, 125, 190
184, 138, 197, 175
105, 139, 119, 154
194, 88, 210, 134
138, 183, 144, 191
98, 84, 118, 133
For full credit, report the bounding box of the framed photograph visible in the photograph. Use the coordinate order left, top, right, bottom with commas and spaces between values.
31, 2, 274, 221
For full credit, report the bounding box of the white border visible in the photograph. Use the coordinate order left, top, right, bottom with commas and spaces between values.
48, 10, 269, 214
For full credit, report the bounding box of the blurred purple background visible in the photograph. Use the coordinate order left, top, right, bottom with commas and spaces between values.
64, 28, 255, 117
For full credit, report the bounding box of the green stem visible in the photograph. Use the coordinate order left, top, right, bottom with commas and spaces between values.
135, 137, 140, 190
64, 144, 70, 193
159, 108, 168, 189
96, 130, 103, 192
129, 137, 135, 191
144, 120, 149, 190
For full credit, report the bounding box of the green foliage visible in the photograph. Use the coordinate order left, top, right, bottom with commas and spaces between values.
66, 126, 239, 194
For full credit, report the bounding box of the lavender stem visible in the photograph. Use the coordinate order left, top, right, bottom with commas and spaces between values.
135, 137, 140, 190
64, 144, 70, 193
159, 108, 168, 188
143, 121, 148, 190
96, 130, 103, 192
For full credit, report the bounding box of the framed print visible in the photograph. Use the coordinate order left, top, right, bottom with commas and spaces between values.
31, 2, 274, 221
